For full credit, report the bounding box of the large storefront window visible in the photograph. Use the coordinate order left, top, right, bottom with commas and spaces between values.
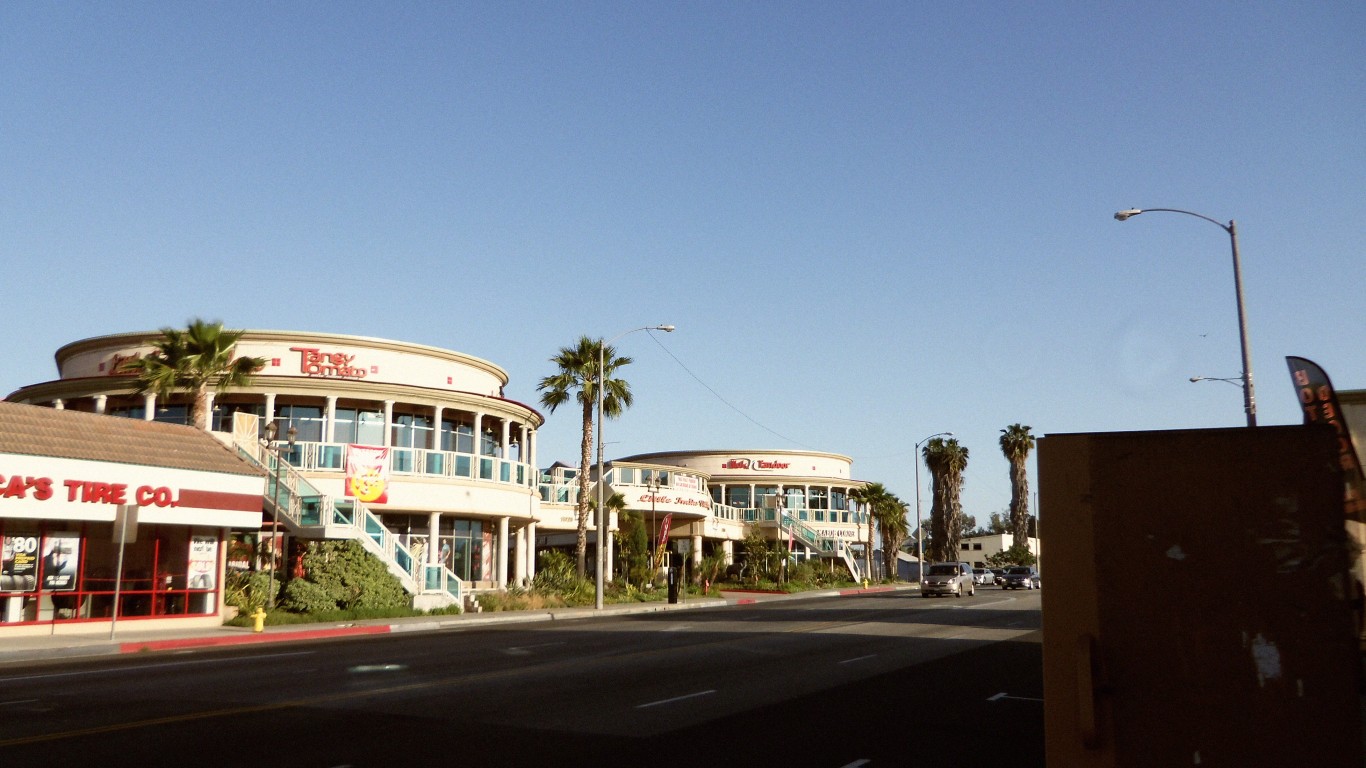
1, 522, 219, 625
440, 419, 474, 453
274, 404, 324, 444
335, 407, 385, 445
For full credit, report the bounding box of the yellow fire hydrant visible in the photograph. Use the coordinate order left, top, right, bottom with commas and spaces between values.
251, 607, 267, 633
862, 579, 869, 590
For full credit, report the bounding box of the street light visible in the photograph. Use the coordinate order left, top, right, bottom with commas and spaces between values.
914, 431, 953, 581
1114, 207, 1257, 426
261, 420, 297, 609
596, 324, 675, 609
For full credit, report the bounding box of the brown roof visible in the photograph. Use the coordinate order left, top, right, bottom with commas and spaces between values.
0, 401, 263, 477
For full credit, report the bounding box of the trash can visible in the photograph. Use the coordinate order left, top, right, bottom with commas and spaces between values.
667, 567, 680, 604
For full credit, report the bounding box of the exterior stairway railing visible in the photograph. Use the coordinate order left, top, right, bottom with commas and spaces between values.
780, 512, 863, 582
234, 430, 462, 607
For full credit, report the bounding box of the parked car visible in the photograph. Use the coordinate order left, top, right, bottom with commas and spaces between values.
922, 562, 976, 598
990, 568, 1006, 585
1000, 565, 1040, 590
973, 567, 994, 586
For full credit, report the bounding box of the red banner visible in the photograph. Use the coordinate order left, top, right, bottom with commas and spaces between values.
345, 444, 390, 504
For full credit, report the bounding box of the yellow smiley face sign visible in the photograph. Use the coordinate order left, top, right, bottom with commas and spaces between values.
348, 467, 387, 503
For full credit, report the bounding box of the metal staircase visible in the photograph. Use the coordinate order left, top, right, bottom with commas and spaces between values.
779, 512, 863, 581
233, 428, 462, 608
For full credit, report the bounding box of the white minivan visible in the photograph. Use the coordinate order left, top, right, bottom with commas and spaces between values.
921, 561, 976, 598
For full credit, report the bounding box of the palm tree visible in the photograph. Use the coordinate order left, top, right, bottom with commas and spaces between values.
128, 319, 266, 430
873, 494, 911, 581
849, 482, 888, 581
999, 424, 1036, 551
923, 437, 969, 563
536, 336, 637, 579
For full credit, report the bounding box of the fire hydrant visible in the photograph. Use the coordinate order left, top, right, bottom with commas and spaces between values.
251, 607, 267, 633
862, 579, 869, 590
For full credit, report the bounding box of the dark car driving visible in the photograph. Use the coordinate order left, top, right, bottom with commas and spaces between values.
1000, 565, 1039, 590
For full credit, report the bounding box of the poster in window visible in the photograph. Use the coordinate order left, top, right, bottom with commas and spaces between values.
1, 535, 39, 592
345, 444, 390, 503
188, 536, 218, 590
41, 533, 80, 591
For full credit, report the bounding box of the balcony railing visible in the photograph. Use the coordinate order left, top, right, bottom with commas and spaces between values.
279, 441, 533, 488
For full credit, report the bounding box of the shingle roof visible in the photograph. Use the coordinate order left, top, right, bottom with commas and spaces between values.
0, 401, 263, 477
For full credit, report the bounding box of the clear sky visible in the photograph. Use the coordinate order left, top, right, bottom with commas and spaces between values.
3, 2, 1363, 524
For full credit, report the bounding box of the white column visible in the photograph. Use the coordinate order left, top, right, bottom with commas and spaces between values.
325, 396, 338, 443
513, 526, 527, 585
93, 395, 107, 414
500, 419, 511, 457
52, 399, 64, 410
264, 393, 276, 426
498, 517, 510, 588
527, 428, 537, 472
526, 522, 537, 582
382, 400, 394, 447
472, 413, 484, 453
691, 532, 702, 572
143, 393, 155, 420
431, 406, 445, 450
427, 512, 440, 566
722, 539, 734, 566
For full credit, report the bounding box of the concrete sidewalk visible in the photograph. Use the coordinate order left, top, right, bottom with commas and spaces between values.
0, 584, 911, 665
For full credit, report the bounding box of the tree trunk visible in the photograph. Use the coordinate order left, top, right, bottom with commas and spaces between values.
190, 385, 211, 430
575, 398, 594, 579
1010, 459, 1030, 550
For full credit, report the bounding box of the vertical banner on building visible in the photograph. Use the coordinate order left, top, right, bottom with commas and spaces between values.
1286, 356, 1366, 521
188, 536, 218, 589
654, 513, 673, 567
40, 533, 80, 591
345, 444, 391, 503
1, 534, 39, 591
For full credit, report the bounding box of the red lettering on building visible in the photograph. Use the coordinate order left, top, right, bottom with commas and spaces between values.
290, 347, 369, 380
721, 458, 790, 471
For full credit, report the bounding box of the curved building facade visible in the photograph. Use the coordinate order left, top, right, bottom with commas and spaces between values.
8, 331, 546, 593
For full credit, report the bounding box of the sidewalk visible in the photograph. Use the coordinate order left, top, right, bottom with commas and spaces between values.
0, 584, 911, 665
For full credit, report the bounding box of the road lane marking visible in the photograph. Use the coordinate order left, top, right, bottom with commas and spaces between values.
635, 689, 716, 709
0, 651, 316, 683
0, 700, 39, 707
839, 761, 871, 768
837, 654, 877, 665
347, 664, 408, 673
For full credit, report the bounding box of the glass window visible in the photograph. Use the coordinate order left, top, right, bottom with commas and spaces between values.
441, 419, 474, 453
754, 486, 779, 509
808, 487, 829, 510
152, 404, 187, 425
335, 407, 385, 445
274, 405, 323, 443
391, 413, 431, 450
212, 402, 262, 433
726, 486, 751, 509
831, 489, 848, 511
616, 467, 636, 485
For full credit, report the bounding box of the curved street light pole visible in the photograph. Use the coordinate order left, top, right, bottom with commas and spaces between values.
596, 324, 675, 610
1114, 207, 1257, 427
914, 431, 953, 580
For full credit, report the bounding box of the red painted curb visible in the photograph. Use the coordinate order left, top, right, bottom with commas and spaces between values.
119, 624, 391, 653
735, 598, 757, 605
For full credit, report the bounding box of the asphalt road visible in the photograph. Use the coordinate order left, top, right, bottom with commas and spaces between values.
0, 588, 1044, 767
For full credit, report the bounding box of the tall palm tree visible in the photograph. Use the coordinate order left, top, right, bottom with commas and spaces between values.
849, 482, 888, 581
129, 319, 266, 431
999, 424, 1036, 551
923, 437, 969, 563
536, 336, 636, 579
873, 494, 911, 581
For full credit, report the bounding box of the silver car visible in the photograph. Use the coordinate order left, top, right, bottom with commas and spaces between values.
921, 562, 976, 598
1000, 565, 1040, 590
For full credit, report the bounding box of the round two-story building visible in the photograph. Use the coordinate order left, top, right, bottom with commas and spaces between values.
8, 330, 546, 605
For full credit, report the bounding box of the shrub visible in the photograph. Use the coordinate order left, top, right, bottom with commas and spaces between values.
279, 577, 339, 614
223, 569, 278, 611
296, 540, 410, 611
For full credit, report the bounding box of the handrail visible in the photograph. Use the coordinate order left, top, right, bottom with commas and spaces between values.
235, 433, 463, 605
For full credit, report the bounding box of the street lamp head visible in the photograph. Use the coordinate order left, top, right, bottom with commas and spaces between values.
1114, 209, 1143, 221
655, 325, 676, 333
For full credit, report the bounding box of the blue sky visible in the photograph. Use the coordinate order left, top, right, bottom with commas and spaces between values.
3, 2, 1363, 523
